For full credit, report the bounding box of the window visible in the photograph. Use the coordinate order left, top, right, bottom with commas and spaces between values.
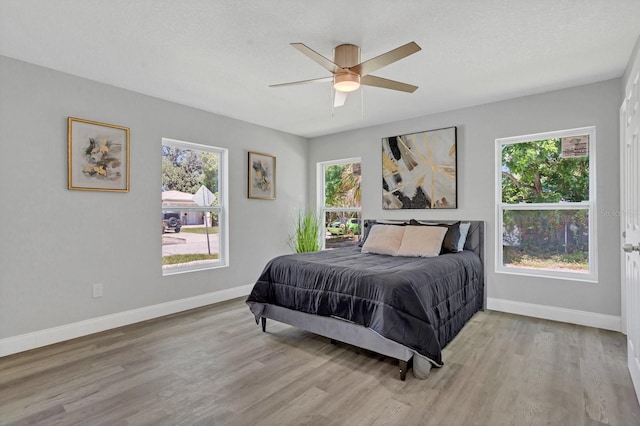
495, 127, 596, 281
162, 138, 228, 275
318, 158, 362, 249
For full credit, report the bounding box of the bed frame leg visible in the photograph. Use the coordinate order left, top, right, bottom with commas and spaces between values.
399, 360, 408, 381
261, 317, 266, 332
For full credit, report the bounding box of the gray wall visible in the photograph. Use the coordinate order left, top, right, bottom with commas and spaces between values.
0, 52, 625, 343
309, 79, 622, 316
0, 56, 308, 339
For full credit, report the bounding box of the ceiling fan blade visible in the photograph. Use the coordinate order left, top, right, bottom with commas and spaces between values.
360, 75, 418, 93
291, 43, 346, 74
350, 41, 421, 76
269, 76, 333, 88
334, 90, 348, 107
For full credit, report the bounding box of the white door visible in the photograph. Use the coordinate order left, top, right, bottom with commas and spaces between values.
622, 75, 640, 403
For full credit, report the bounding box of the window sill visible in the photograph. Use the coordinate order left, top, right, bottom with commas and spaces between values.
495, 268, 598, 283
162, 262, 228, 276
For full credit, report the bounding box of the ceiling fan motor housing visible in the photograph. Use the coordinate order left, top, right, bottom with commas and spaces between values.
334, 43, 361, 68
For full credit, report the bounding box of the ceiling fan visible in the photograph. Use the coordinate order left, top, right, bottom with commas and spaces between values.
270, 41, 421, 107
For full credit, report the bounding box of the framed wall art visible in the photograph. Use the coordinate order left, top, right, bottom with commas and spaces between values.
382, 126, 457, 209
248, 151, 276, 200
68, 117, 130, 192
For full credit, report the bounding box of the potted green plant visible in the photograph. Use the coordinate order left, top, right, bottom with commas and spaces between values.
291, 211, 321, 253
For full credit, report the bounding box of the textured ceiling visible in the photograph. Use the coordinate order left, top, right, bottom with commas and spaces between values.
1, 0, 639, 138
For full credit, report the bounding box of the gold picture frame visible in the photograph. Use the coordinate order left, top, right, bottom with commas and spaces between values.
68, 117, 130, 192
248, 151, 276, 200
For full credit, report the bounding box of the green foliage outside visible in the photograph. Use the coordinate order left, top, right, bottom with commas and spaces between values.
504, 252, 589, 271
180, 226, 219, 235
162, 253, 219, 265
502, 139, 588, 204
324, 163, 361, 208
324, 162, 361, 224
292, 211, 321, 253
200, 152, 219, 204
162, 146, 219, 202
501, 138, 589, 271
324, 164, 346, 208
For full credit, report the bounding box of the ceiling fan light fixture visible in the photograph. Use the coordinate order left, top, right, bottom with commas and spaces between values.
333, 73, 360, 93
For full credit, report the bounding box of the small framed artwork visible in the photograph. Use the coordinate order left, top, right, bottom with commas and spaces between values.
248, 151, 276, 200
68, 117, 130, 192
382, 126, 457, 209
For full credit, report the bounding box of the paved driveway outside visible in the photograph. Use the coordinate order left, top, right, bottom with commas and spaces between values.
162, 228, 219, 256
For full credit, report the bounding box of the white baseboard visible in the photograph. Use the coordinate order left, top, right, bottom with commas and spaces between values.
486, 297, 621, 332
0, 284, 254, 358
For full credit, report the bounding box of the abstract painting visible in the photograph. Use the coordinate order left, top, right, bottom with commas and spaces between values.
68, 117, 130, 192
248, 151, 276, 200
382, 126, 457, 209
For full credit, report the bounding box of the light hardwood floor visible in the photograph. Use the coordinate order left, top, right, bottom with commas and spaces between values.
1, 298, 639, 425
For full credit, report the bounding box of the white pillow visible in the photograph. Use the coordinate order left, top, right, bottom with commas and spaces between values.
457, 222, 471, 252
361, 225, 405, 256
397, 226, 448, 257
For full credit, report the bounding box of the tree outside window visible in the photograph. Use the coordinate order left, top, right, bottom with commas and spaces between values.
496, 127, 596, 281
320, 159, 362, 249
162, 139, 227, 275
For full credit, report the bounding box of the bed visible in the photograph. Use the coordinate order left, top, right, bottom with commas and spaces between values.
246, 220, 484, 380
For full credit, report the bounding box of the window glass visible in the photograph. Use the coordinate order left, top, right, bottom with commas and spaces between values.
496, 128, 595, 281
501, 137, 589, 204
162, 139, 226, 274
502, 209, 589, 274
320, 160, 362, 249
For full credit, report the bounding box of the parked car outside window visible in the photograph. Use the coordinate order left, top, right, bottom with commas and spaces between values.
327, 218, 360, 235
162, 212, 182, 233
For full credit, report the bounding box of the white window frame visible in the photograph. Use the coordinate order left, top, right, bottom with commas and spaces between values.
495, 126, 597, 282
162, 138, 229, 275
317, 157, 362, 250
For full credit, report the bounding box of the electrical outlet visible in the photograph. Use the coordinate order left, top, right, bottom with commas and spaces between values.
92, 283, 103, 298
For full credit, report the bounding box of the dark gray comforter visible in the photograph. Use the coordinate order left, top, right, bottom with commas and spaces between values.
246, 247, 483, 366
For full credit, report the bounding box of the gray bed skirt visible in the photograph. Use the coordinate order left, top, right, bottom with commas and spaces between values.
251, 302, 433, 379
